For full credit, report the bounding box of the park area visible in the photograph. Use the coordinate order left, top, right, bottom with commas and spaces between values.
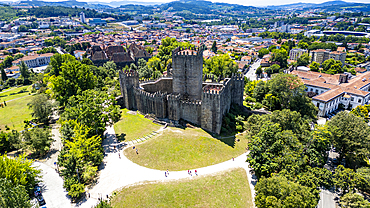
110, 168, 253, 208
0, 86, 34, 132
124, 127, 248, 171
113, 109, 160, 141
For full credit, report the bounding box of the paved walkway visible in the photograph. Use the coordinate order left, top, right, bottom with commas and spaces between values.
77, 126, 256, 208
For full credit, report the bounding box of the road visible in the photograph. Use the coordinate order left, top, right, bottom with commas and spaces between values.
317, 189, 337, 208
56, 47, 65, 55
245, 59, 261, 81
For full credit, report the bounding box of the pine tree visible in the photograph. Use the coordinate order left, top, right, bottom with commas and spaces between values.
211, 41, 217, 53
20, 61, 30, 79
0, 67, 7, 81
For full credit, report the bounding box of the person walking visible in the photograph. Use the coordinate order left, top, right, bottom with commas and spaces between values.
188, 169, 190, 175
195, 170, 197, 176
167, 169, 169, 176
136, 149, 138, 154
165, 171, 167, 177
118, 152, 121, 159
190, 170, 192, 176
232, 157, 234, 161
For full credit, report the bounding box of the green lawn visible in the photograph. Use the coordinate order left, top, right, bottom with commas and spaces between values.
114, 109, 160, 141
0, 95, 33, 132
110, 168, 252, 208
0, 86, 32, 102
124, 127, 248, 171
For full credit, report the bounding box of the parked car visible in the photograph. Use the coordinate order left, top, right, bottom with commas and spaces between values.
37, 195, 46, 206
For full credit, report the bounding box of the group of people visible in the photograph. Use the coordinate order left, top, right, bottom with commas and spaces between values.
165, 169, 169, 177
188, 169, 197, 176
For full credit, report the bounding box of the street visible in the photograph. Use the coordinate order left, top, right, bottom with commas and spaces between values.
245, 59, 261, 81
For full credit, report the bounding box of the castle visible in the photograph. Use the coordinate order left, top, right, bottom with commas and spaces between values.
118, 46, 244, 134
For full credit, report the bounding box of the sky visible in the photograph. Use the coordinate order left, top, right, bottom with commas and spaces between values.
7, 0, 370, 7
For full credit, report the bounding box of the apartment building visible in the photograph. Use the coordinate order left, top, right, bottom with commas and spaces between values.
310, 49, 346, 64
289, 48, 307, 61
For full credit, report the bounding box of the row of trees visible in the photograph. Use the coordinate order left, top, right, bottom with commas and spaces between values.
44, 53, 120, 200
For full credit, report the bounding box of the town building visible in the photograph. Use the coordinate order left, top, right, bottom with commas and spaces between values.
80, 12, 86, 24
310, 49, 346, 64
12, 53, 53, 68
289, 48, 307, 61
291, 70, 370, 117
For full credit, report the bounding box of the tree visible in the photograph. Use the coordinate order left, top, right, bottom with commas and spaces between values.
203, 54, 238, 77
61, 89, 120, 137
0, 67, 7, 81
334, 165, 366, 194
0, 130, 21, 153
48, 53, 76, 77
256, 66, 263, 78
258, 48, 269, 58
298, 42, 309, 49
265, 74, 317, 119
0, 154, 40, 196
211, 41, 217, 53
255, 176, 318, 208
48, 60, 97, 105
28, 94, 58, 125
247, 121, 302, 178
309, 62, 320, 72
326, 112, 370, 168
340, 192, 370, 208
322, 59, 343, 74
3, 56, 13, 68
0, 178, 31, 208
297, 53, 310, 66
271, 49, 288, 68
18, 25, 28, 32
23, 127, 53, 156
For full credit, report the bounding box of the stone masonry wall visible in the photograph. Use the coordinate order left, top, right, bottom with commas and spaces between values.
134, 88, 167, 118
172, 48, 203, 100
140, 77, 173, 93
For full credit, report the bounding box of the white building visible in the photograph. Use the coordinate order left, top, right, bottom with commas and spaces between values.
292, 70, 370, 117
80, 12, 86, 24
13, 53, 54, 68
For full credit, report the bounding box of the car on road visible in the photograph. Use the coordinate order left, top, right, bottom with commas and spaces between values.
37, 195, 46, 206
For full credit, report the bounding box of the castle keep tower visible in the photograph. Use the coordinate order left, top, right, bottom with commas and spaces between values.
172, 47, 203, 100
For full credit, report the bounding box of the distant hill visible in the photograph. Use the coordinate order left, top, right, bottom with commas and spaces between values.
264, 0, 368, 11
17, 0, 113, 9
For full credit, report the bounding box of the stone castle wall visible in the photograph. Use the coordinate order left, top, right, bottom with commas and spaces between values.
118, 47, 245, 135
140, 78, 173, 93
133, 88, 167, 118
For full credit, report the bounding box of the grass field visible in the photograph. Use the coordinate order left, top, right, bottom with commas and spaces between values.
0, 86, 32, 102
114, 109, 160, 141
124, 127, 248, 171
0, 95, 33, 132
110, 168, 253, 208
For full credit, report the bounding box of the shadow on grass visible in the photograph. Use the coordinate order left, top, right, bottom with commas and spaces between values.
216, 136, 237, 148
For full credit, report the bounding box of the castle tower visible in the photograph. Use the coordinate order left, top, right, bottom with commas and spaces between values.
172, 46, 203, 100
118, 69, 139, 109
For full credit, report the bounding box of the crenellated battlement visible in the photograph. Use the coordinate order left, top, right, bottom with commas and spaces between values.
120, 69, 139, 77
172, 46, 203, 57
